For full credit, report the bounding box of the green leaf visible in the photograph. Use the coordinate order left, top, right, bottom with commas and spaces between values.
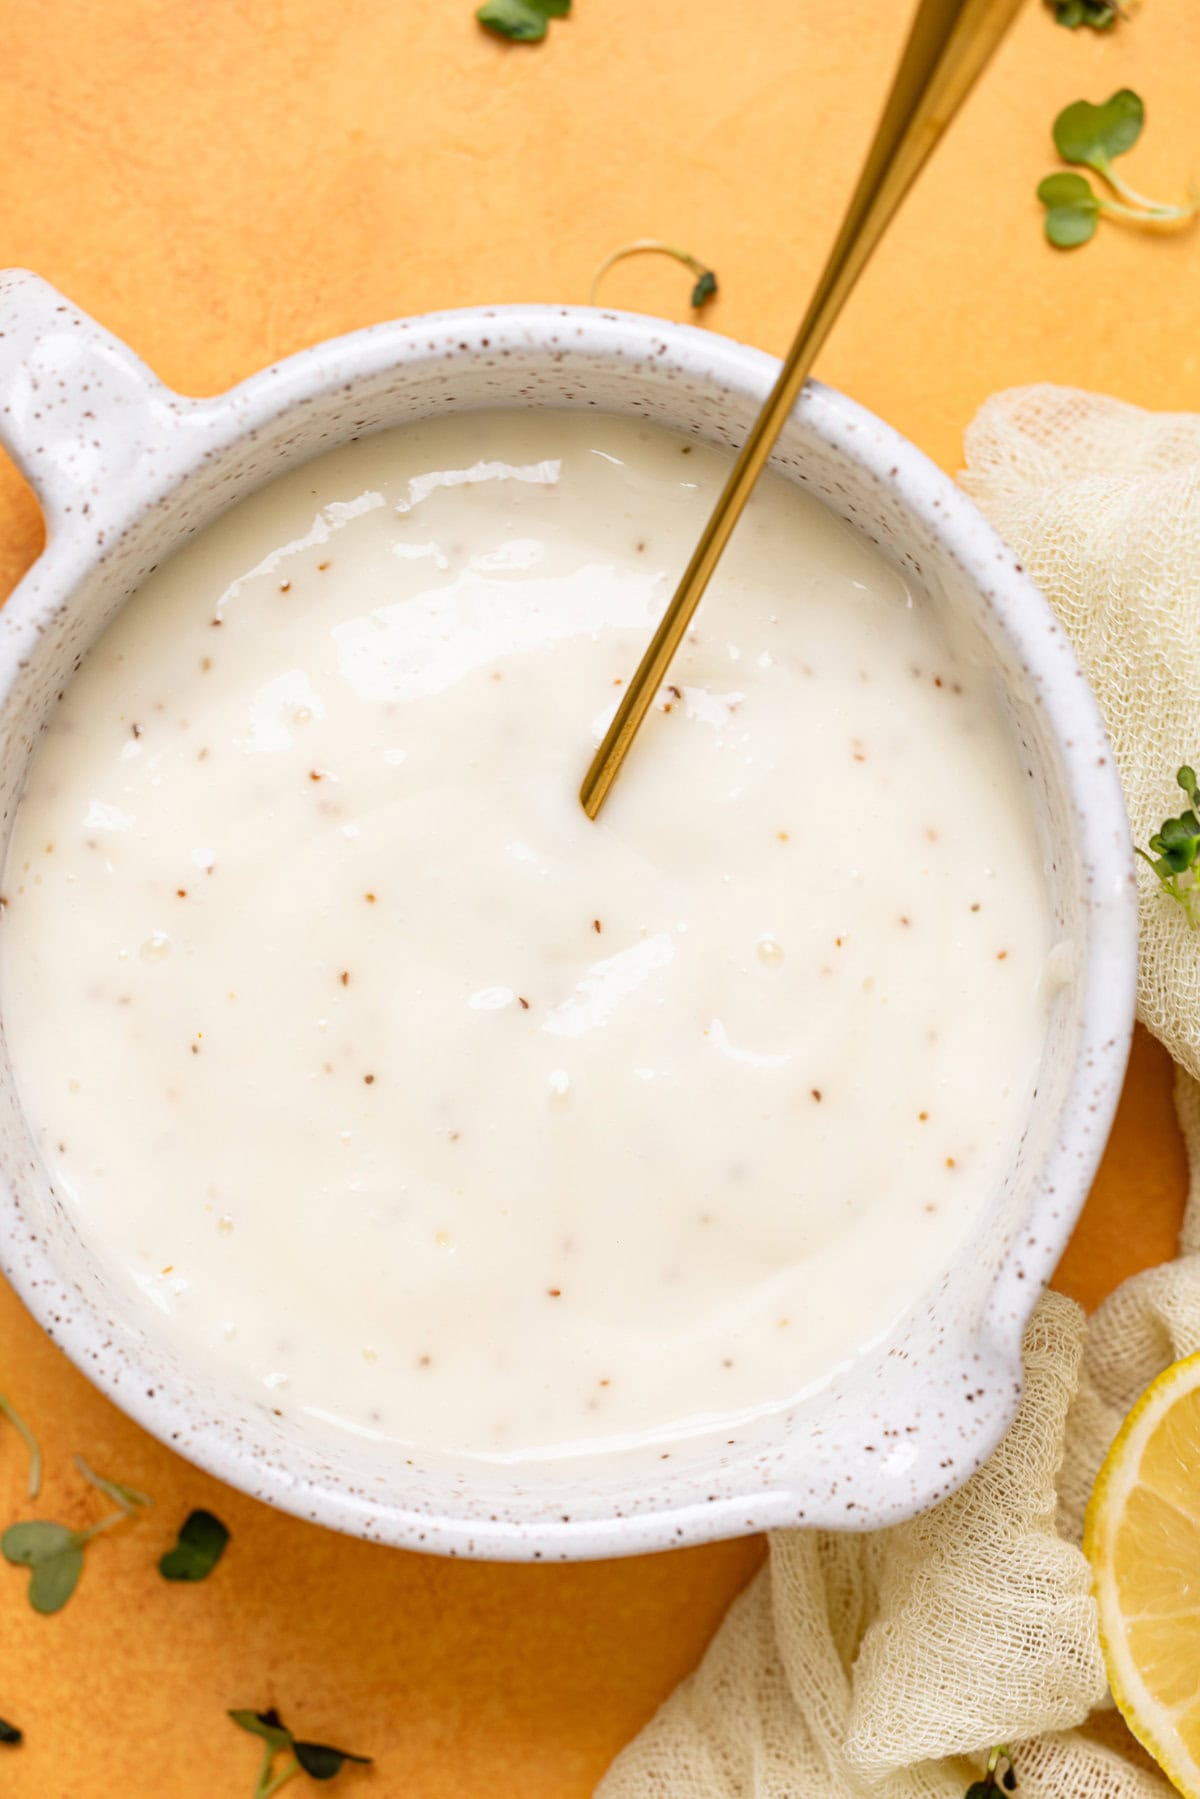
1155, 814, 1200, 871
229, 1708, 294, 1755
689, 269, 718, 309
2, 1522, 86, 1615
1157, 814, 1199, 845
1049, 0, 1118, 25
1037, 172, 1095, 207
475, 0, 569, 42
1053, 90, 1144, 174
1042, 203, 1099, 248
1178, 765, 1199, 807
0, 1716, 21, 1746
293, 1739, 373, 1780
964, 1785, 991, 1799
1037, 172, 1100, 246
159, 1508, 229, 1581
2, 1520, 77, 1565
27, 1551, 85, 1614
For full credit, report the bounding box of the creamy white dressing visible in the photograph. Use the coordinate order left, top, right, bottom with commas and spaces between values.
0, 412, 1050, 1467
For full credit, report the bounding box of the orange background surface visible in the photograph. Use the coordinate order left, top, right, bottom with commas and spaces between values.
0, 1, 1197, 1792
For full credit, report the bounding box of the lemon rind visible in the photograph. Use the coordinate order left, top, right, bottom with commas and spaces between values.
1084, 1348, 1200, 1799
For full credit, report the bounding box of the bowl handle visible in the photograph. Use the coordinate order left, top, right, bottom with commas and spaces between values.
0, 269, 201, 545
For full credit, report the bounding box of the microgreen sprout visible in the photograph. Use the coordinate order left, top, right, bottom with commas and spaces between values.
1046, 0, 1122, 27
965, 1745, 1018, 1797
1, 1456, 152, 1614
476, 0, 569, 43
1039, 91, 1198, 247
230, 1709, 372, 1796
159, 1508, 230, 1581
0, 1391, 42, 1498
590, 240, 719, 313
1136, 766, 1200, 925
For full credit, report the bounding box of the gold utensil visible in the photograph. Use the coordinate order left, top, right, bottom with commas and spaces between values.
580, 0, 1026, 820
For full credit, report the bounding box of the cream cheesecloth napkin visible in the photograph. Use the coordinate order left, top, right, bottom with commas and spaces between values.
600, 388, 1200, 1799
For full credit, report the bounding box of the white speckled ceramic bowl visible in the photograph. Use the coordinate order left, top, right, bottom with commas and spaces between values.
0, 269, 1136, 1559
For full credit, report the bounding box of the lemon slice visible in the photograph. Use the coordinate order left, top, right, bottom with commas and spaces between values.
1085, 1349, 1200, 1797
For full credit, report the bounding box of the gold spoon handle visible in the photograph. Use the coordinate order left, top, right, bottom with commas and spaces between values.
580, 0, 1026, 820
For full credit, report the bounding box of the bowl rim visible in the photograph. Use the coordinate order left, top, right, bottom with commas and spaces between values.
0, 283, 1137, 1558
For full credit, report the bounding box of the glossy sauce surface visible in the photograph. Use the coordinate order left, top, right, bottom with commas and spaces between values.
0, 413, 1050, 1465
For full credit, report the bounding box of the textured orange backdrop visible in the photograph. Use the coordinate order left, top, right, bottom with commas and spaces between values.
0, 0, 1196, 1793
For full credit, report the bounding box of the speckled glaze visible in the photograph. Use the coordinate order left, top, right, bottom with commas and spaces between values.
0, 269, 1136, 1560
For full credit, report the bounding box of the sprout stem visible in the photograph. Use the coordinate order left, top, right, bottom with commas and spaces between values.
259, 1756, 301, 1799
74, 1454, 152, 1513
590, 240, 715, 308
1098, 195, 1198, 229
0, 1393, 42, 1499
1097, 163, 1199, 220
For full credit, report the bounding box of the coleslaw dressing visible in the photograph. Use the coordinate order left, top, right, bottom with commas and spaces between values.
0, 411, 1050, 1466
